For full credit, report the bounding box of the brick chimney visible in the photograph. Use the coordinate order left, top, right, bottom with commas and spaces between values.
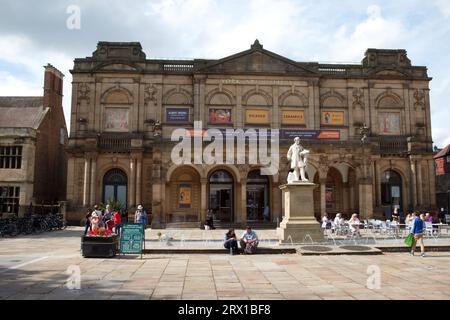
43, 63, 64, 110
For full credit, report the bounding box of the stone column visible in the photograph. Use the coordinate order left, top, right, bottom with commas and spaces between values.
83, 156, 90, 206
89, 155, 97, 206
358, 178, 374, 219
416, 159, 423, 207
342, 182, 350, 213
428, 159, 437, 207
200, 178, 207, 223
129, 157, 136, 208
136, 157, 142, 206
319, 178, 327, 215
374, 159, 381, 207
409, 157, 418, 209
240, 178, 247, 223
308, 82, 315, 128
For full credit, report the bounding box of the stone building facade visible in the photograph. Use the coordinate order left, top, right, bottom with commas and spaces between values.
66, 41, 435, 226
0, 65, 68, 216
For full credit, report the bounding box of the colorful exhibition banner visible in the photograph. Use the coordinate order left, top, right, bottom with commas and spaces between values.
245, 109, 269, 124
321, 111, 345, 125
281, 130, 340, 140
378, 113, 401, 135
166, 108, 190, 123
281, 110, 305, 125
209, 108, 232, 123
178, 184, 192, 209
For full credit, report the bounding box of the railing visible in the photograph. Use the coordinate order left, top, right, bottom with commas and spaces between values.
379, 140, 408, 154
318, 66, 347, 75
98, 135, 131, 150
163, 64, 194, 72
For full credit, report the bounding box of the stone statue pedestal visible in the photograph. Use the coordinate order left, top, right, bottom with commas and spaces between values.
277, 182, 324, 243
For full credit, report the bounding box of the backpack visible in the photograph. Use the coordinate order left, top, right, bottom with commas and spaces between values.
244, 242, 257, 254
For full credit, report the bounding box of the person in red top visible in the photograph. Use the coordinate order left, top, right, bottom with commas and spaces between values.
113, 211, 122, 235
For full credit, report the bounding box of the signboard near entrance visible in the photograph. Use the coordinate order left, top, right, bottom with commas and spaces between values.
120, 224, 145, 257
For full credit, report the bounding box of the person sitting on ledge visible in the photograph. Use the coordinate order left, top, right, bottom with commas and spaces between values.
240, 226, 259, 254
224, 228, 238, 254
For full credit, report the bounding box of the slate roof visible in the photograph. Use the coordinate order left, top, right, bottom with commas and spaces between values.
0, 97, 47, 129
434, 144, 450, 159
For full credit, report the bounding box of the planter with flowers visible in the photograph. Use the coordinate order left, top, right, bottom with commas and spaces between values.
81, 228, 119, 258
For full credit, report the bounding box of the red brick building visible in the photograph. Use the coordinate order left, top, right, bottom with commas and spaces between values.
435, 144, 450, 215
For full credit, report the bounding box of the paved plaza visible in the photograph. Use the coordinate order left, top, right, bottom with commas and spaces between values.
1, 227, 450, 300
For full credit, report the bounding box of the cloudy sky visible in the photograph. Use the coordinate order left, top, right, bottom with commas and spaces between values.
0, 0, 449, 147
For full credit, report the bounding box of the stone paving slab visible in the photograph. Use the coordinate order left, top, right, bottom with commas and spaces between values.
2, 228, 450, 300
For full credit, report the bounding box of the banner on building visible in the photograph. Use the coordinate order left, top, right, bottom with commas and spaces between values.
282, 110, 305, 125
179, 184, 192, 209
104, 108, 129, 132
378, 113, 401, 135
166, 108, 190, 123
436, 158, 445, 176
321, 111, 345, 126
281, 130, 340, 140
209, 108, 232, 123
245, 109, 269, 124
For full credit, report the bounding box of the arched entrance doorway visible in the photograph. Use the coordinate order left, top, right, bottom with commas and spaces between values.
246, 169, 270, 222
103, 169, 128, 208
167, 166, 201, 223
208, 170, 234, 222
381, 170, 403, 217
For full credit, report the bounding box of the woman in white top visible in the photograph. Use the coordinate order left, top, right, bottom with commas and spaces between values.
321, 213, 330, 229
334, 213, 343, 226
348, 213, 361, 236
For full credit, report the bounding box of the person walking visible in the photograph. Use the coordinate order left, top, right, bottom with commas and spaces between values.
84, 208, 92, 236
410, 212, 426, 257
121, 209, 128, 224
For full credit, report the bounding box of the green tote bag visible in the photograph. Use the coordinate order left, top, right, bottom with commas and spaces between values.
404, 233, 414, 247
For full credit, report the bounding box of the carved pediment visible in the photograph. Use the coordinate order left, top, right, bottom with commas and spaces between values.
196, 40, 317, 75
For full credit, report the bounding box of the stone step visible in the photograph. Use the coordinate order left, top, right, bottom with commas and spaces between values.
142, 247, 297, 254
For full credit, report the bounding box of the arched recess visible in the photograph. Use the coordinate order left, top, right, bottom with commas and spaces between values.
279, 90, 308, 107
101, 86, 133, 132
167, 165, 201, 223
163, 88, 193, 105
320, 90, 346, 107
206, 88, 235, 105
206, 88, 235, 125
242, 88, 273, 106
375, 91, 403, 109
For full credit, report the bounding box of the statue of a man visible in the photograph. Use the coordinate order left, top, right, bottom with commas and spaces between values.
287, 137, 310, 182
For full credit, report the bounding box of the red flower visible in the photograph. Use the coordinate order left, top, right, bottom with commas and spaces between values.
88, 227, 113, 236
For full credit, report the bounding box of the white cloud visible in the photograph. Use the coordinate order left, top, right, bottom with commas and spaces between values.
433, 0, 450, 17
329, 5, 409, 61
0, 34, 73, 129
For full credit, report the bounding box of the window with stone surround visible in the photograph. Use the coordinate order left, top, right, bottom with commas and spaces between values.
0, 186, 20, 214
0, 146, 22, 169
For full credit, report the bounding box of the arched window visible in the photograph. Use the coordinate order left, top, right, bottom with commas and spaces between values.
103, 169, 128, 208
